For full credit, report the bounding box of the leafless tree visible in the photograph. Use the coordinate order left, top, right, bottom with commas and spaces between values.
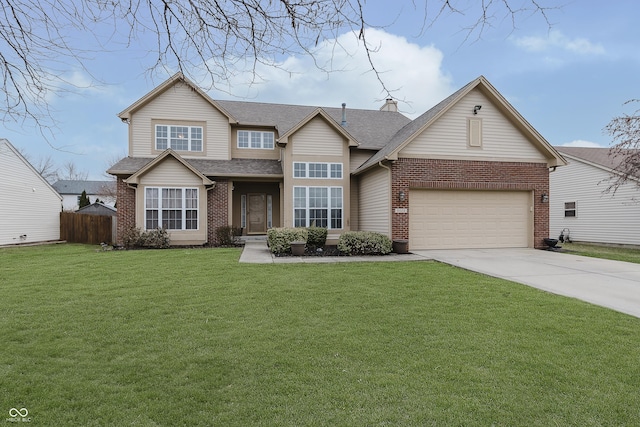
604, 100, 640, 193
1, 0, 556, 135
16, 147, 60, 182
59, 160, 89, 181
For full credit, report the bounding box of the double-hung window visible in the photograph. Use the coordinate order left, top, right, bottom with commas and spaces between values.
145, 187, 198, 230
237, 131, 274, 149
293, 186, 343, 229
156, 125, 203, 152
293, 162, 342, 179
564, 202, 577, 218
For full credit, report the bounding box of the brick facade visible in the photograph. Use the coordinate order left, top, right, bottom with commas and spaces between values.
206, 179, 229, 246
390, 158, 550, 249
115, 177, 136, 245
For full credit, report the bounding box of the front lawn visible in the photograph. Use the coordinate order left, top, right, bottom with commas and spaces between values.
2, 244, 640, 425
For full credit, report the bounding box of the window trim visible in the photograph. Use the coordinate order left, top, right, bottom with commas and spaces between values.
237, 130, 275, 150
564, 201, 577, 218
293, 162, 343, 179
144, 187, 199, 231
155, 124, 203, 152
293, 186, 343, 229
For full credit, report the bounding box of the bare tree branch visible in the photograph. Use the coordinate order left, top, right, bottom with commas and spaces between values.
0, 0, 558, 137
604, 100, 640, 194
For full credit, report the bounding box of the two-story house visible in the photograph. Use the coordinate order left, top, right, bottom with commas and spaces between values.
108, 73, 566, 249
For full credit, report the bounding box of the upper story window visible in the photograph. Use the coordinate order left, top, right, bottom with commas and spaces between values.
237, 130, 274, 149
293, 162, 342, 179
156, 125, 203, 152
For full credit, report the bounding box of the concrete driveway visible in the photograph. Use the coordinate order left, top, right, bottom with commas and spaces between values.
412, 248, 640, 319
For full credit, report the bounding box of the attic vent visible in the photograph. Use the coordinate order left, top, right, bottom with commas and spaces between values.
468, 118, 482, 147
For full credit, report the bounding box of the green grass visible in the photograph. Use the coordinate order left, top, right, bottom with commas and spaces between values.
2, 244, 640, 425
562, 241, 640, 263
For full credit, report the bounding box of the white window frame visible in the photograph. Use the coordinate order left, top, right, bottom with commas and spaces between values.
144, 187, 199, 230
292, 162, 343, 179
237, 130, 274, 150
293, 186, 343, 229
155, 125, 203, 152
564, 201, 577, 218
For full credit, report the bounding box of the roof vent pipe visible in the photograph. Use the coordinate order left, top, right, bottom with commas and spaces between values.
341, 103, 347, 126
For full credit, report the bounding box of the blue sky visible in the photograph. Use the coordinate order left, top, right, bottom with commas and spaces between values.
3, 0, 639, 180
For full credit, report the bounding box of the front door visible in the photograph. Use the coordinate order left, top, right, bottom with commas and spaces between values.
247, 193, 266, 234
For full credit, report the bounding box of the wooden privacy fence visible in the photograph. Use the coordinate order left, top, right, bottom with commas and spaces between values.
60, 212, 117, 245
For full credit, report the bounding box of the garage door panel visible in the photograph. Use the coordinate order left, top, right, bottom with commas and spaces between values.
409, 190, 531, 250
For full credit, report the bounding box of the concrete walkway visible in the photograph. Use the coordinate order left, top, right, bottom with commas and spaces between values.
240, 242, 640, 318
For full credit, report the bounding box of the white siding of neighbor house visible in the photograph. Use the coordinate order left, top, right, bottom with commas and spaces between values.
61, 194, 116, 211
550, 158, 640, 245
358, 166, 390, 235
399, 88, 547, 162
135, 156, 208, 245
130, 82, 230, 159
291, 117, 344, 157
0, 140, 62, 245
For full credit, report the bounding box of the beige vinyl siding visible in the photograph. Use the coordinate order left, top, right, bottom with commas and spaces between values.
358, 166, 390, 235
350, 176, 359, 231
550, 158, 640, 245
130, 82, 230, 159
230, 128, 280, 160
283, 117, 350, 236
399, 88, 547, 162
0, 140, 62, 245
350, 149, 374, 173
135, 156, 208, 245
291, 116, 344, 157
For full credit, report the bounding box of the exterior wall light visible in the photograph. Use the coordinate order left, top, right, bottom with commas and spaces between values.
399, 191, 406, 202
541, 193, 549, 203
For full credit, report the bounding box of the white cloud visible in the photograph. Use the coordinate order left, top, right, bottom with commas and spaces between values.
514, 30, 605, 55
214, 28, 454, 118
561, 139, 603, 148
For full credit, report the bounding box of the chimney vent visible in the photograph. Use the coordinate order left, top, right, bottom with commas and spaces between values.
341, 103, 347, 126
380, 98, 398, 113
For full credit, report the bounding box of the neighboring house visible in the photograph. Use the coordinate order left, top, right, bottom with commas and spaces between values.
0, 139, 63, 245
108, 73, 566, 249
52, 180, 116, 211
550, 146, 640, 246
77, 201, 117, 216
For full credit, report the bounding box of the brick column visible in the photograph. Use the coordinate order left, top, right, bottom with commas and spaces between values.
115, 177, 136, 245
207, 180, 229, 246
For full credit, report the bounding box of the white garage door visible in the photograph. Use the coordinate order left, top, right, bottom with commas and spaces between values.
409, 190, 531, 250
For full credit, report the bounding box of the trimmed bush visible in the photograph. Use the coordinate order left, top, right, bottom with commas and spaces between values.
337, 231, 392, 256
141, 228, 170, 249
122, 226, 171, 249
216, 226, 242, 247
306, 227, 328, 252
122, 226, 143, 249
267, 227, 308, 255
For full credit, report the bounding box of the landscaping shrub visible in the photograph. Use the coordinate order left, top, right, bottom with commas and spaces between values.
122, 226, 143, 249
122, 226, 171, 249
216, 226, 242, 247
141, 227, 170, 249
267, 227, 308, 255
337, 231, 392, 255
306, 227, 328, 252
